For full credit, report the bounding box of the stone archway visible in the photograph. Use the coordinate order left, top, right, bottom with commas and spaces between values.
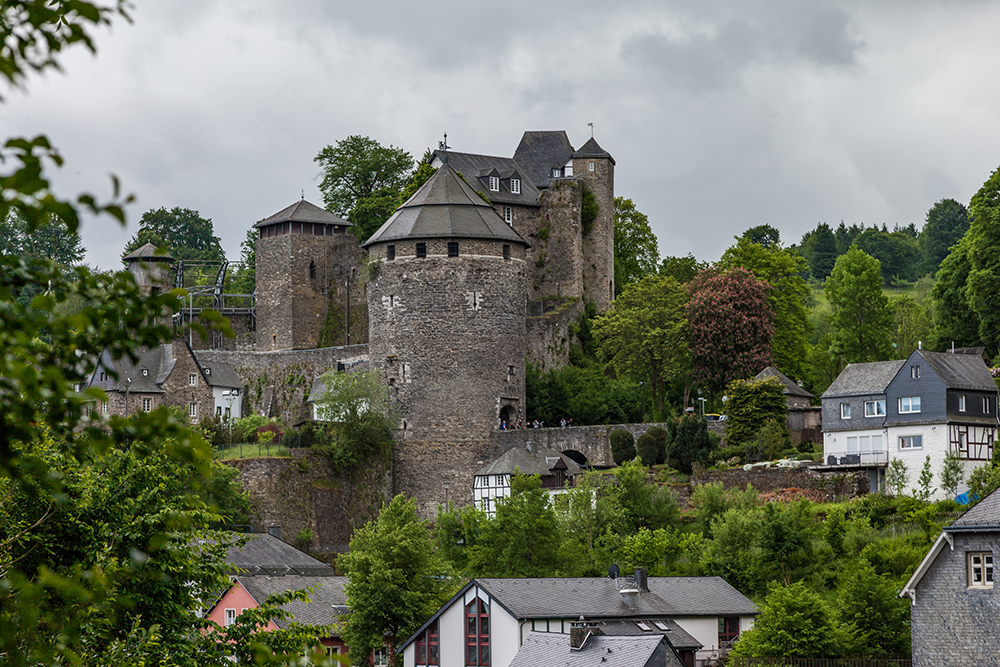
562, 449, 588, 466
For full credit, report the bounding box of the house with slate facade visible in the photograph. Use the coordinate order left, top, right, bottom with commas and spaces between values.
900, 486, 1000, 667
399, 570, 756, 667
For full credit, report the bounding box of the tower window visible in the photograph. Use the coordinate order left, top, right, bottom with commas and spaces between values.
589, 160, 595, 171
510, 178, 521, 194
503, 244, 510, 260
416, 243, 427, 258
503, 207, 512, 224
448, 242, 459, 257
309, 260, 316, 279
488, 176, 499, 192
387, 245, 395, 260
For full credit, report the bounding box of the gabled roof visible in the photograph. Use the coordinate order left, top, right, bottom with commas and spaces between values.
89, 346, 173, 394
599, 619, 702, 649
226, 533, 337, 576
430, 150, 541, 207
946, 485, 1000, 530
572, 137, 616, 165
755, 366, 813, 399
253, 199, 351, 228
199, 360, 242, 389
123, 243, 175, 262
235, 575, 347, 629
918, 349, 997, 392
476, 446, 583, 478
510, 633, 678, 667
512, 131, 575, 189
822, 360, 906, 398
362, 165, 528, 247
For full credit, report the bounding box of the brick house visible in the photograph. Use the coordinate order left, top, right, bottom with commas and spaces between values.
900, 486, 1000, 666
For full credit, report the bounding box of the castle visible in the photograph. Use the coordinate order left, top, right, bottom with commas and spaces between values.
117, 130, 616, 516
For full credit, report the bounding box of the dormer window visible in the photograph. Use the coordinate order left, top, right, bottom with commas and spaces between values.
488, 176, 499, 192
510, 178, 521, 194
205, 368, 211, 376
564, 163, 573, 177
552, 168, 561, 178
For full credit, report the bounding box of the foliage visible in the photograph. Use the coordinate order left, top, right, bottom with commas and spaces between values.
918, 198, 970, 277
687, 267, 774, 396
234, 414, 270, 443
1, 210, 84, 266
824, 506, 846, 556
825, 245, 893, 363
432, 502, 483, 574
967, 458, 1000, 506
886, 458, 909, 496
837, 559, 911, 656
964, 165, 1000, 357
854, 226, 920, 284
742, 224, 781, 248
723, 377, 788, 449
313, 368, 396, 472
756, 418, 790, 462
914, 455, 936, 501
597, 459, 680, 537
526, 362, 649, 426
798, 222, 838, 280
594, 275, 688, 416
667, 415, 712, 475
613, 197, 659, 296
644, 425, 670, 465
339, 495, 453, 667
121, 206, 225, 262
229, 227, 257, 295
930, 235, 981, 349
636, 432, 658, 466
658, 253, 707, 284
580, 182, 599, 234
609, 429, 636, 465
890, 294, 932, 359
689, 482, 759, 537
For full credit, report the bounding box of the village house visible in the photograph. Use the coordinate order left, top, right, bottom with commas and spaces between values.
753, 366, 822, 448
472, 445, 583, 517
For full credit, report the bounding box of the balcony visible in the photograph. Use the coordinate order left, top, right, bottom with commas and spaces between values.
822, 450, 889, 467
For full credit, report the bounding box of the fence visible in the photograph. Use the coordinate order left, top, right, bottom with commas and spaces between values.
214, 432, 305, 459
725, 658, 911, 667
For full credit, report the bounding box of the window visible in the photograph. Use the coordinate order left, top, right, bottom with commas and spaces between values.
899, 396, 922, 413
216, 406, 222, 416
189, 373, 197, 386
985, 397, 992, 414
225, 407, 231, 419
142, 398, 151, 412
719, 617, 739, 646
416, 243, 427, 258
100, 371, 107, 381
510, 178, 520, 194
503, 206, 512, 224
101, 401, 108, 415
309, 260, 316, 279
589, 160, 595, 171
872, 434, 883, 450
502, 244, 510, 260
969, 552, 994, 588
900, 435, 923, 449
205, 367, 211, 376
415, 620, 439, 665
552, 168, 561, 178
841, 403, 851, 419
188, 402, 197, 419
864, 400, 886, 417
960, 394, 967, 412
564, 164, 573, 177
373, 647, 389, 666
142, 369, 148, 376
387, 245, 395, 260
465, 599, 489, 666
488, 176, 499, 192
911, 365, 920, 378
448, 242, 459, 257
224, 609, 236, 627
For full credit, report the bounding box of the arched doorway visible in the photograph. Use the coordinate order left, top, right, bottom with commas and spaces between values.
499, 405, 514, 427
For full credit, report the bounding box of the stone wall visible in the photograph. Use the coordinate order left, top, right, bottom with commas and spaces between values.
531, 182, 584, 302
160, 340, 217, 425
198, 344, 368, 424
490, 422, 674, 468
526, 298, 584, 371
690, 466, 868, 502
223, 448, 391, 554
187, 311, 256, 351
393, 439, 505, 518
573, 154, 615, 312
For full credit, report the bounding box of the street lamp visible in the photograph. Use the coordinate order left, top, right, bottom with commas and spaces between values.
124, 377, 131, 418
443, 481, 450, 509
223, 389, 240, 443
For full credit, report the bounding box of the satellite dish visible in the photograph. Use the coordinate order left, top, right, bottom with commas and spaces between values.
608, 564, 620, 580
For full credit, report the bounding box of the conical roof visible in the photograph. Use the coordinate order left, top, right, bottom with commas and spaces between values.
573, 137, 615, 165
362, 164, 528, 247
123, 243, 174, 262
254, 199, 350, 228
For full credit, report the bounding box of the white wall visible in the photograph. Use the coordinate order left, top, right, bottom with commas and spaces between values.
212, 387, 242, 420
491, 605, 520, 667
674, 617, 718, 662
824, 428, 888, 458
886, 424, 987, 500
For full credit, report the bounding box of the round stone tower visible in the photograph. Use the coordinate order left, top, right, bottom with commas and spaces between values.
362, 164, 529, 513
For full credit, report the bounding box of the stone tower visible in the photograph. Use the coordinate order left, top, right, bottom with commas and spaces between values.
123, 243, 175, 327
255, 199, 366, 351
571, 137, 616, 311
362, 164, 530, 515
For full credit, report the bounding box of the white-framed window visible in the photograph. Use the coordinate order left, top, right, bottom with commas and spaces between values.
564, 164, 573, 177
985, 397, 992, 414
225, 407, 231, 419
188, 402, 197, 418
488, 176, 499, 192
969, 552, 994, 588
326, 647, 341, 658
841, 403, 851, 419
960, 395, 966, 412
101, 401, 108, 415
552, 168, 561, 178
589, 160, 595, 171
847, 436, 858, 452
911, 365, 920, 378
189, 373, 197, 386
373, 647, 389, 666
142, 397, 151, 412
872, 434, 883, 450
899, 396, 921, 413
864, 400, 886, 417
216, 406, 222, 416
503, 207, 512, 224
510, 178, 521, 194
900, 435, 923, 449
224, 608, 236, 627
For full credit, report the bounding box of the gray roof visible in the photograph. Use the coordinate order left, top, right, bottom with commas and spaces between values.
305, 361, 372, 403
236, 575, 347, 630
919, 349, 997, 392
226, 533, 337, 576
200, 359, 242, 389
510, 633, 678, 667
431, 151, 541, 207
123, 242, 174, 262
572, 137, 616, 165
513, 131, 576, 189
476, 447, 583, 478
599, 619, 702, 649
477, 577, 758, 619
254, 199, 351, 228
822, 360, 906, 398
755, 366, 813, 399
947, 486, 1000, 531
89, 345, 173, 394
362, 165, 528, 247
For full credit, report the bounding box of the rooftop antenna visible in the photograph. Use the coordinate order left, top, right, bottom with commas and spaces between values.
438, 132, 450, 165
587, 122, 594, 138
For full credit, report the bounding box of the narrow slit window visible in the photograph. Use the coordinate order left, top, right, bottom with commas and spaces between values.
416, 243, 427, 258
387, 245, 395, 260
503, 244, 510, 260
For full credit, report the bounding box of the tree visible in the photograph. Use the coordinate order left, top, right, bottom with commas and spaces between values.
1, 211, 84, 265
594, 275, 689, 416
121, 206, 225, 262
854, 227, 919, 284
930, 235, 981, 349
339, 495, 452, 667
723, 377, 788, 450
918, 198, 970, 277
837, 560, 911, 656
940, 451, 965, 499
890, 294, 931, 359
613, 197, 659, 296
824, 246, 893, 363
742, 224, 781, 248
658, 253, 706, 284
719, 236, 811, 380
667, 415, 712, 475
314, 368, 396, 473
886, 458, 909, 496
964, 165, 1000, 357
597, 459, 680, 536
798, 222, 838, 280
229, 227, 257, 295
636, 432, 659, 466
609, 429, 636, 465
687, 267, 774, 396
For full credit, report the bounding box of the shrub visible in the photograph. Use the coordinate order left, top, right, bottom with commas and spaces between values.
850, 493, 897, 529
668, 415, 711, 474
709, 444, 744, 466
758, 418, 790, 461
796, 453, 815, 461
796, 440, 816, 454
610, 429, 636, 465
636, 433, 659, 467
645, 425, 670, 465
199, 414, 226, 447
256, 422, 284, 444
234, 414, 268, 443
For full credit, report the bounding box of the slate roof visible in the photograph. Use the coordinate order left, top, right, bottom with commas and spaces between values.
754, 366, 813, 399
510, 633, 679, 667
476, 446, 583, 478
253, 199, 351, 228
822, 360, 906, 398
123, 242, 174, 262
512, 131, 576, 189
236, 575, 347, 630
946, 485, 1000, 531
919, 350, 997, 392
572, 137, 616, 165
305, 360, 372, 403
226, 533, 337, 576
89, 346, 172, 394
362, 165, 528, 247
599, 619, 702, 649
431, 150, 541, 207
200, 360, 242, 389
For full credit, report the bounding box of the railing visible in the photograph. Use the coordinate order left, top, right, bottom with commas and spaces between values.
822, 451, 889, 466
724, 657, 911, 667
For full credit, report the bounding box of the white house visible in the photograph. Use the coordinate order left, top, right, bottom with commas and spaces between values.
473, 445, 583, 517
201, 361, 244, 420
399, 570, 757, 667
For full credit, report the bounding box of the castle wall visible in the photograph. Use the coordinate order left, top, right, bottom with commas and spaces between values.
531, 182, 585, 302
573, 155, 615, 312
526, 298, 585, 371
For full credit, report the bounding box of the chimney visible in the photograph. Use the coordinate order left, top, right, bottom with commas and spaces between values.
570, 622, 602, 650
619, 587, 639, 610
634, 567, 648, 592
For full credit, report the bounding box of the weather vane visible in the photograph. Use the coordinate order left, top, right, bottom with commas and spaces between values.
301, 189, 304, 200
438, 132, 450, 164
587, 122, 594, 138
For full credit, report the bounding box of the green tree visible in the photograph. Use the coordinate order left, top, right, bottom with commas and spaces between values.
658, 253, 707, 284
1, 210, 85, 265
940, 451, 965, 498
837, 560, 911, 656
609, 428, 636, 465
825, 245, 893, 363
723, 377, 788, 449
636, 432, 659, 466
854, 227, 919, 284
229, 226, 257, 295
742, 224, 781, 248
597, 459, 680, 536
339, 495, 453, 667
930, 235, 981, 349
890, 294, 931, 359
964, 165, 1000, 357
918, 198, 970, 277
667, 415, 712, 475
121, 206, 225, 262
798, 222, 838, 280
313, 368, 396, 473
594, 275, 688, 416
613, 197, 659, 296
915, 455, 936, 501
886, 458, 909, 496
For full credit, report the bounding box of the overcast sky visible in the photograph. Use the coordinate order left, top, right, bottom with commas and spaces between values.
4, 0, 1000, 270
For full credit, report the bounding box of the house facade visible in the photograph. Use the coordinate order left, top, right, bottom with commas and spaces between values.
473, 445, 582, 517
753, 366, 821, 447
900, 486, 1000, 666
399, 571, 757, 667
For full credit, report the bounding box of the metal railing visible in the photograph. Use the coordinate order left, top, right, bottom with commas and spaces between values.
724, 658, 911, 667
822, 451, 889, 466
